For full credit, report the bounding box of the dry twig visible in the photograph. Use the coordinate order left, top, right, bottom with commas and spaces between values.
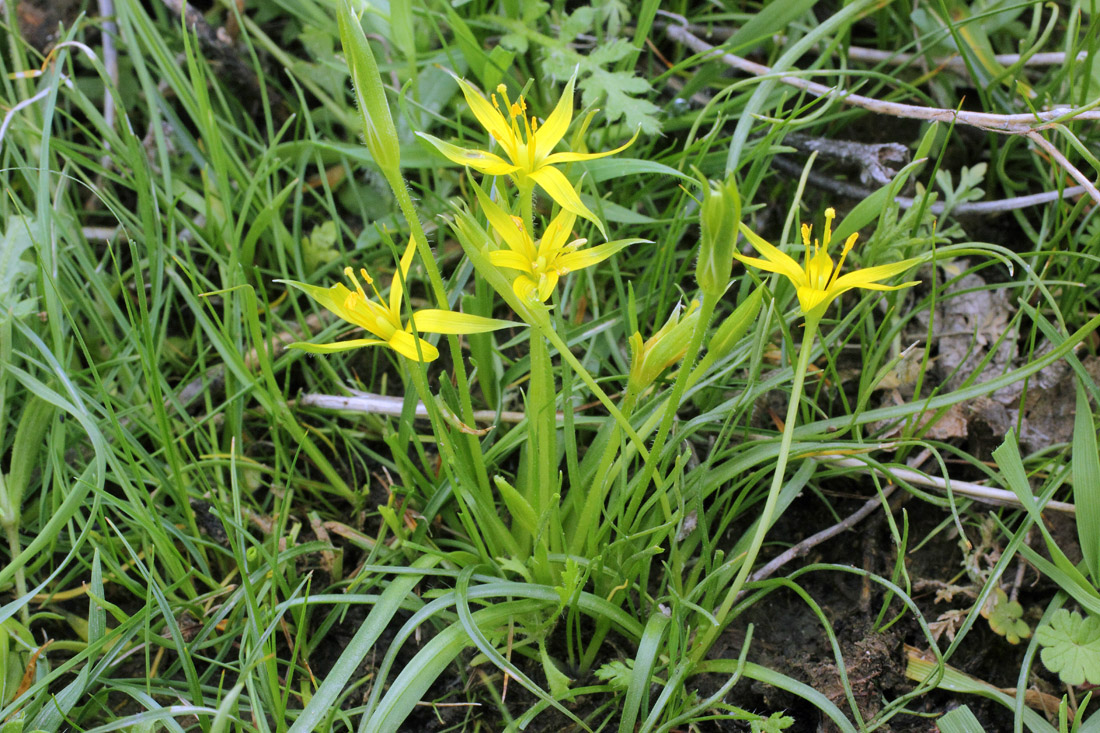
770, 155, 1088, 215
821, 455, 1075, 514
671, 23, 1084, 73
296, 392, 530, 426
666, 24, 1100, 203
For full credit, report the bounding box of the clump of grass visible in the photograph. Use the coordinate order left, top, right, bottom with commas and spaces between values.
3, 1, 1100, 731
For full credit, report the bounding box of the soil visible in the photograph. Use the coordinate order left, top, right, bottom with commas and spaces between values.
703, 492, 1064, 732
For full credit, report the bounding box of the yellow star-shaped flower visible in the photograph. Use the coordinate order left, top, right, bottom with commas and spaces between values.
417, 73, 638, 234
736, 207, 920, 322
279, 236, 513, 361
474, 184, 643, 302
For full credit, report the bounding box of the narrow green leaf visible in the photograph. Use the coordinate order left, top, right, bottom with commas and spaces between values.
89, 549, 105, 644
1, 397, 52, 522
210, 683, 244, 733
937, 704, 986, 733
1075, 380, 1100, 584
0, 216, 36, 321
994, 433, 1100, 602
287, 554, 440, 733
905, 652, 1056, 733
364, 599, 545, 733
619, 612, 669, 733
494, 475, 537, 537
389, 0, 415, 62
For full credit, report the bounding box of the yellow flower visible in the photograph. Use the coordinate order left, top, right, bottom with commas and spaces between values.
474, 185, 643, 302
736, 208, 920, 322
417, 73, 638, 233
279, 236, 513, 361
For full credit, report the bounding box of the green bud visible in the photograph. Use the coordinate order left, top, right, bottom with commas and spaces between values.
338, 0, 402, 183
708, 286, 763, 361
695, 173, 741, 297
628, 300, 701, 391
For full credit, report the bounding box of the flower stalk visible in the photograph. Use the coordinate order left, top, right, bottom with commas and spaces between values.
689, 316, 819, 665
689, 205, 920, 663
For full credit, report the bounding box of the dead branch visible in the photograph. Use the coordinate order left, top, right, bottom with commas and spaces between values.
666, 24, 1100, 203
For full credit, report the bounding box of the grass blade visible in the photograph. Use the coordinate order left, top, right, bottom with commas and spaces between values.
1075, 379, 1100, 584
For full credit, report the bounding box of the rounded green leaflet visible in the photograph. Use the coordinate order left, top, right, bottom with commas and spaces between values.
1035, 609, 1100, 686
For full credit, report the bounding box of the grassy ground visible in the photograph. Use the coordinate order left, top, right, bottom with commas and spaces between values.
3, 0, 1100, 730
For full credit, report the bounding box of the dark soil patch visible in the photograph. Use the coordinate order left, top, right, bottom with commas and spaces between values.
704, 491, 1063, 732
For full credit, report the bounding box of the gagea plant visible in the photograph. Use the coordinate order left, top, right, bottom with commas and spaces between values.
278, 3, 927, 730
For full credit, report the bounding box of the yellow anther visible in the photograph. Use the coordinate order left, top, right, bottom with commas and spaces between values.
344, 267, 367, 299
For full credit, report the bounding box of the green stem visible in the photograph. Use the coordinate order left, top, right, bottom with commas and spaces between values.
406, 362, 517, 560
529, 309, 650, 461
624, 290, 718, 531
2, 519, 27, 624
519, 181, 536, 242
387, 173, 512, 557
689, 316, 820, 665
527, 325, 558, 544
567, 386, 638, 557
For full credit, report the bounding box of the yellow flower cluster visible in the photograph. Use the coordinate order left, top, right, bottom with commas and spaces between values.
279, 235, 510, 362
282, 66, 920, 366
424, 73, 642, 304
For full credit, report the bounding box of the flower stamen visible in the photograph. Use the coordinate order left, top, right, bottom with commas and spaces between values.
735, 206, 922, 321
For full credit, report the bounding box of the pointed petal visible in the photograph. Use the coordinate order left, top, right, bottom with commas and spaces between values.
556, 238, 642, 273
350, 297, 400, 339
512, 275, 540, 302
536, 210, 578, 260
734, 253, 807, 286
533, 75, 575, 161
830, 257, 921, 290
399, 234, 418, 276
804, 249, 835, 291
860, 279, 921, 291
736, 223, 806, 284
796, 286, 836, 315
537, 270, 559, 301
528, 165, 601, 230
416, 132, 519, 175
542, 126, 640, 166
388, 329, 439, 362
390, 235, 418, 315
410, 308, 515, 334
488, 249, 535, 273
453, 76, 514, 148
287, 338, 388, 354
281, 279, 361, 327
472, 183, 536, 258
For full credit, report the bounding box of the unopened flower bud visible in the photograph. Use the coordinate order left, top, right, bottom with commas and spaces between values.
707, 286, 763, 361
628, 300, 701, 391
696, 174, 741, 297
338, 1, 402, 183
